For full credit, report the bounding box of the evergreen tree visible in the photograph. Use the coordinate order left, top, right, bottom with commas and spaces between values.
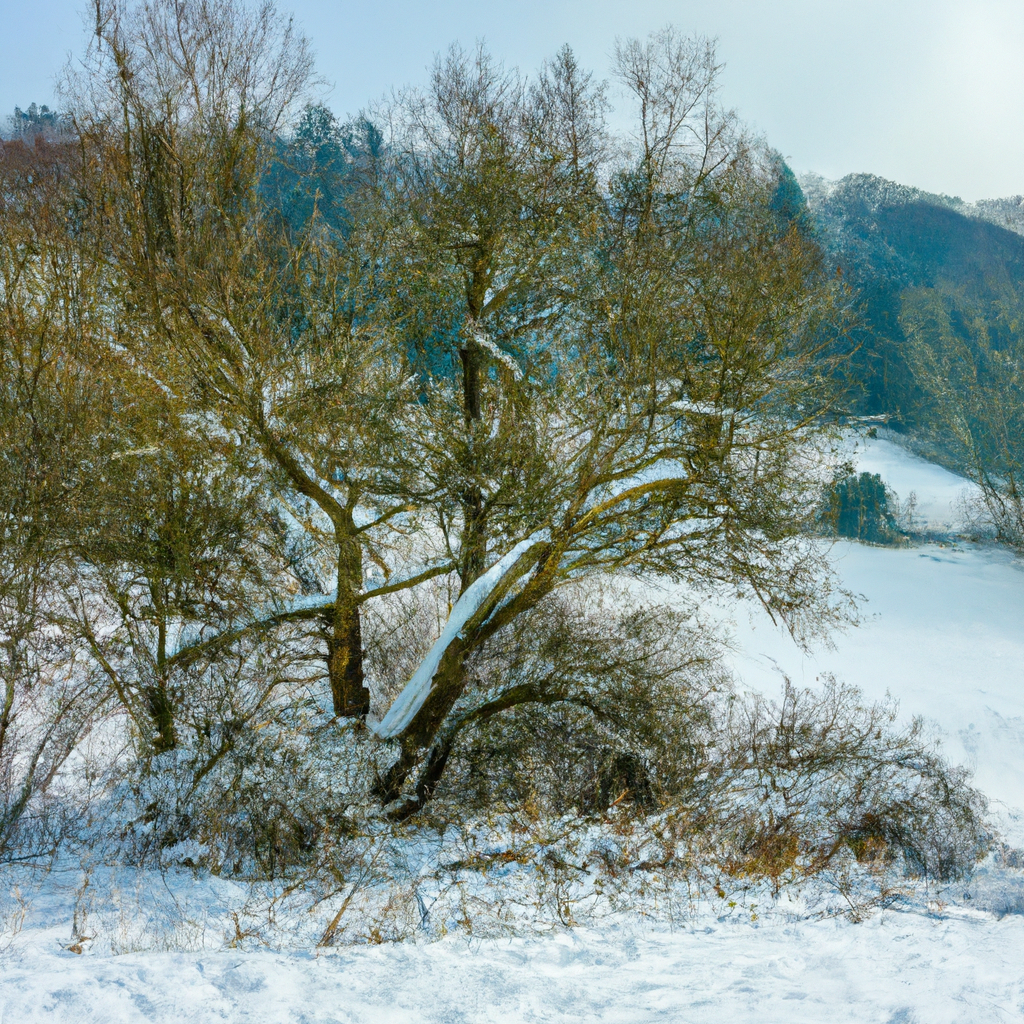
820, 472, 900, 544
8, 103, 60, 138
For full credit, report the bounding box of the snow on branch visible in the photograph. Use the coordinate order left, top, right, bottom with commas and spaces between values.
371, 531, 549, 740
474, 329, 523, 381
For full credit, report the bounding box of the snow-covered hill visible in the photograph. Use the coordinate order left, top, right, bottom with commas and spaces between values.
2, 435, 1023, 1023
851, 433, 981, 534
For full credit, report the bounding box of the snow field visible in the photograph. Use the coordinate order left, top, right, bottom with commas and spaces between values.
723, 436, 1024, 845
2, 910, 1023, 1023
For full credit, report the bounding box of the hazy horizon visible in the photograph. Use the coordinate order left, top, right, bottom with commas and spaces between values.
4, 0, 1023, 202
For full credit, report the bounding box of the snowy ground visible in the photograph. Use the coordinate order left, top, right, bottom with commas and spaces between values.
723, 435, 1024, 846
2, 907, 1023, 1023
2, 434, 1024, 1023
851, 431, 982, 534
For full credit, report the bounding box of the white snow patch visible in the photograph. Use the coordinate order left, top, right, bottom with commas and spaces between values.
2, 904, 1022, 1023
4, 442, 1024, 1021
474, 330, 523, 380
372, 532, 548, 738
845, 434, 982, 533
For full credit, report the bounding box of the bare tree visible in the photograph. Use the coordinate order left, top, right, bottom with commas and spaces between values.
366, 31, 849, 815
66, 0, 437, 719
60, 381, 293, 755
0, 136, 108, 854
64, 8, 848, 818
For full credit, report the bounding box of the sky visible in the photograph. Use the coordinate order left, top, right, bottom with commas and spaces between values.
3, 0, 1023, 201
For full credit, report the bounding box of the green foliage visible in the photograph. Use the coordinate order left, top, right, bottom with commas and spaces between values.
819, 472, 901, 544
261, 104, 381, 235
804, 173, 1024, 552
769, 155, 812, 233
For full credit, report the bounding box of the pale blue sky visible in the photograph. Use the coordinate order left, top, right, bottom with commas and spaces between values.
3, 0, 1023, 201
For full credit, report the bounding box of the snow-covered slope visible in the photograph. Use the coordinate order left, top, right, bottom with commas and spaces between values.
724, 436, 1024, 845
2, 435, 1023, 1023
729, 541, 1024, 841
850, 433, 982, 533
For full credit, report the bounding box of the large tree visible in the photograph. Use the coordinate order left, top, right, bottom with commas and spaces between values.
65, 3, 847, 814
365, 32, 848, 814
68, 0, 439, 720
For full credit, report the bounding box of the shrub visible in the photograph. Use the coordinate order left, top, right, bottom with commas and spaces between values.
427, 591, 724, 819
710, 678, 988, 888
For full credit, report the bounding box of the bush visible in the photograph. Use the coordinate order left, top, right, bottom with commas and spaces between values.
710, 678, 988, 889
403, 592, 987, 894
3, 581, 988, 930
428, 591, 724, 819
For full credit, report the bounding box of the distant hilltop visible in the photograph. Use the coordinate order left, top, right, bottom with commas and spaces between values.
790, 168, 1024, 452
798, 171, 1024, 238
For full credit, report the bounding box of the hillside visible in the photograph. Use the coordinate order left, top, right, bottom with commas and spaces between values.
798, 172, 1024, 440
801, 172, 1024, 240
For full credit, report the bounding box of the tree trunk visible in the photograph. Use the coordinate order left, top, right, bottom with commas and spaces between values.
327, 529, 370, 718
145, 680, 177, 753
376, 636, 470, 807
376, 542, 554, 814
150, 611, 177, 752
378, 663, 563, 820
460, 340, 483, 423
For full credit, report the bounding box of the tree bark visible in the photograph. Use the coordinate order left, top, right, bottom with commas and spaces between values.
145, 680, 177, 753
150, 610, 177, 752
252, 417, 370, 718
376, 635, 469, 805
459, 336, 487, 589
328, 530, 370, 718
376, 543, 554, 811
